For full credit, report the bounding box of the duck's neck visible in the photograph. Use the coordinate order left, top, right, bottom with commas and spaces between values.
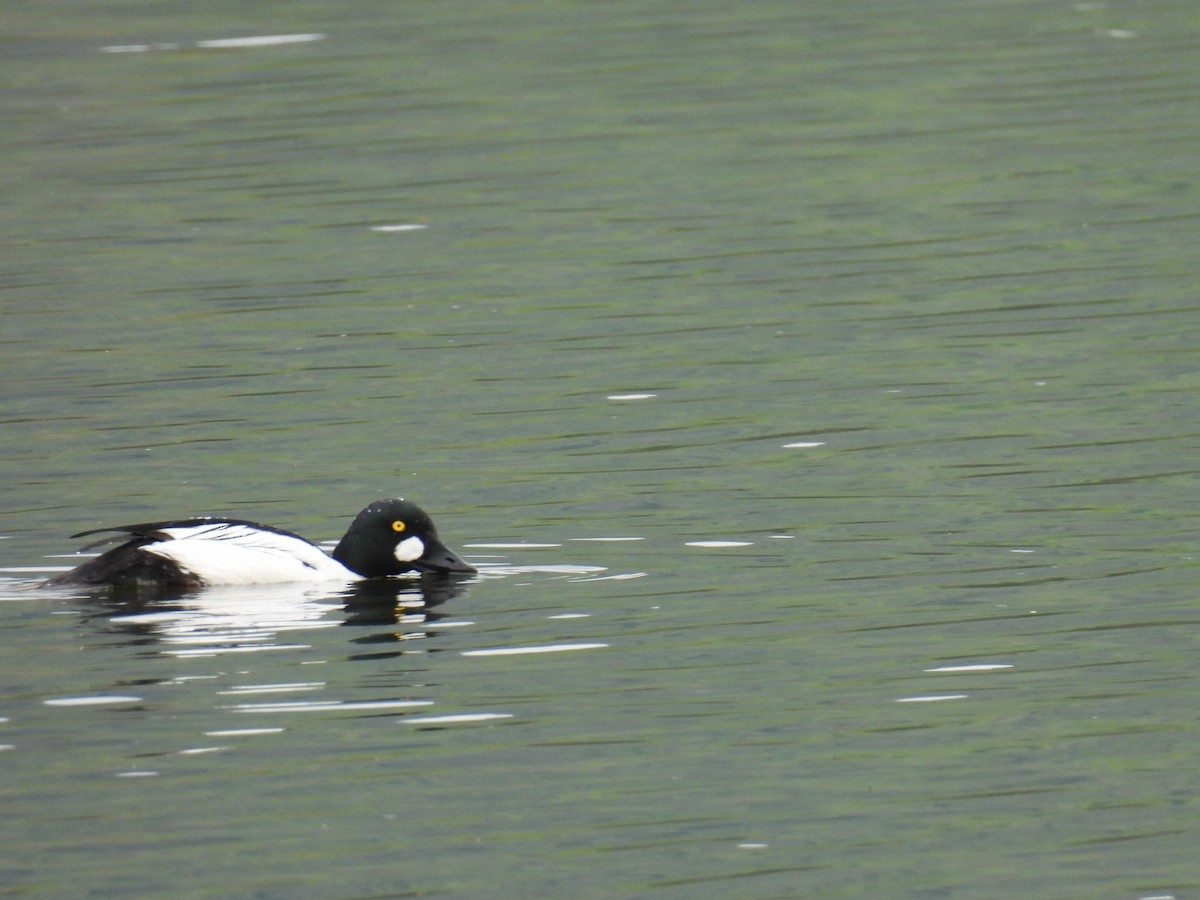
332, 538, 397, 578
331, 540, 367, 577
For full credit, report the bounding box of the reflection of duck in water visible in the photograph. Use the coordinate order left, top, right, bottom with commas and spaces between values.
339, 573, 467, 629
86, 576, 468, 643
44, 499, 475, 590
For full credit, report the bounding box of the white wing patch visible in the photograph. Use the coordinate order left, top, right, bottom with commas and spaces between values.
144, 522, 358, 585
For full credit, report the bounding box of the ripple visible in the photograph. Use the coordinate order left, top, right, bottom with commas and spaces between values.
196, 33, 325, 48
475, 562, 608, 576
462, 643, 608, 657
217, 682, 326, 696
466, 542, 562, 550
568, 536, 645, 542
404, 713, 514, 726
100, 34, 325, 53
229, 699, 434, 713
165, 643, 312, 658
44, 695, 142, 707
895, 694, 970, 703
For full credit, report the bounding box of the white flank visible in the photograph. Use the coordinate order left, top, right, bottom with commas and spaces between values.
145, 523, 356, 585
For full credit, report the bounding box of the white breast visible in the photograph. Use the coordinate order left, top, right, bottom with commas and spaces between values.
142, 522, 358, 585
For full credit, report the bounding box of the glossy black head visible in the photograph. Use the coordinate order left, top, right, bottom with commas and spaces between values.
331, 498, 475, 578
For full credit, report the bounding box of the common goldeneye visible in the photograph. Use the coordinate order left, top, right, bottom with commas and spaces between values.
44, 498, 475, 588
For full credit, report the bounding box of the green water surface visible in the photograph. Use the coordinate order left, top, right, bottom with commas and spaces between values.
3, 0, 1200, 896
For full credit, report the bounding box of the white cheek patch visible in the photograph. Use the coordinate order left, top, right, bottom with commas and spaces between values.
394, 535, 425, 563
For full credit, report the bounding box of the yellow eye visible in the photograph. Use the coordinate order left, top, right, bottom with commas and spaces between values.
391, 520, 407, 533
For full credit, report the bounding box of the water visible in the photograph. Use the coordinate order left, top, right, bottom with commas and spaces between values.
3, 0, 1200, 896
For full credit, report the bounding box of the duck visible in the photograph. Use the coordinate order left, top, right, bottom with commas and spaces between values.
43, 498, 475, 589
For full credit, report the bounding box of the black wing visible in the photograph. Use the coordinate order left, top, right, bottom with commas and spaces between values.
45, 516, 311, 588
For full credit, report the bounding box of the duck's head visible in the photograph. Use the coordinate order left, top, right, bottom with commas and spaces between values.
332, 498, 476, 578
